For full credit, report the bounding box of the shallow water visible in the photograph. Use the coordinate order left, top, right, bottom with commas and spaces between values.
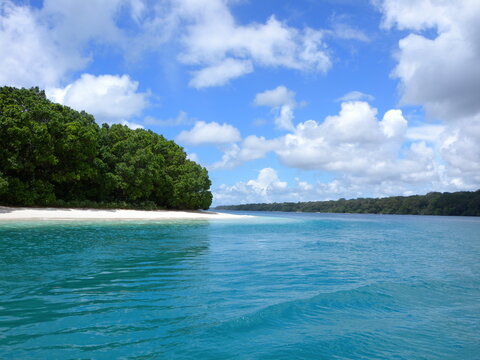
1, 212, 479, 359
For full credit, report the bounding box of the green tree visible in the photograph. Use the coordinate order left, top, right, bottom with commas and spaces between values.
0, 86, 213, 210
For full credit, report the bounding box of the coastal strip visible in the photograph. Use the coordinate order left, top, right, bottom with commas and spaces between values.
0, 207, 252, 221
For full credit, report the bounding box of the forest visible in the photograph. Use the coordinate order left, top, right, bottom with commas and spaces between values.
0, 86, 212, 210
216, 190, 480, 216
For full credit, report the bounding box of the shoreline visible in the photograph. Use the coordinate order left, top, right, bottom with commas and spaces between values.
0, 206, 252, 221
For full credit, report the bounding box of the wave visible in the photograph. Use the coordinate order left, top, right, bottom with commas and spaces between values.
203, 279, 480, 358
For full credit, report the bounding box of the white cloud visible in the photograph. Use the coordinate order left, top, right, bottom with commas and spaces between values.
254, 85, 296, 107
376, 0, 480, 190
213, 167, 293, 205
295, 178, 313, 192
189, 59, 253, 88
406, 124, 445, 142
1, 0, 332, 90
186, 152, 200, 163
276, 102, 415, 179
254, 85, 298, 131
129, 0, 146, 23
41, 0, 125, 46
0, 1, 87, 88
439, 117, 480, 188
121, 120, 144, 130
212, 97, 479, 198
0, 0, 145, 89
246, 168, 287, 195
176, 121, 241, 146
0, 0, 153, 127
175, 0, 331, 87
47, 74, 149, 124
320, 101, 382, 143
211, 135, 282, 170
213, 101, 440, 188
274, 105, 296, 131
329, 23, 370, 42
337, 91, 374, 102
381, 109, 408, 138
212, 168, 456, 206
378, 0, 454, 32
212, 166, 441, 206
378, 0, 480, 121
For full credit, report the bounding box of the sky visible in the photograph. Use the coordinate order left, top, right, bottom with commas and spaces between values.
1, 0, 479, 206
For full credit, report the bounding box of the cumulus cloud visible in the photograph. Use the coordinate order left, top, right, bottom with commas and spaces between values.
381, 109, 408, 138
439, 117, 480, 188
0, 1, 153, 127
376, 0, 480, 190
175, 0, 331, 87
213, 168, 291, 205
0, 0, 144, 89
212, 166, 442, 206
189, 59, 253, 88
246, 168, 287, 196
336, 91, 374, 102
0, 1, 87, 88
212, 95, 479, 200
378, 0, 480, 121
120, 120, 144, 130
212, 165, 456, 206
176, 121, 241, 146
254, 85, 296, 108
274, 106, 296, 132
213, 101, 442, 189
47, 74, 149, 124
406, 124, 445, 142
41, 0, 126, 47
254, 86, 298, 131
1, 0, 333, 89
276, 102, 415, 179
211, 136, 282, 170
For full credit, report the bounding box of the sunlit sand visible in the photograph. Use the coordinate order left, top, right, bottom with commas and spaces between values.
0, 207, 250, 221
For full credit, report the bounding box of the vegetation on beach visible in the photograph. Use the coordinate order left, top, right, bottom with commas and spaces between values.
0, 86, 212, 210
216, 190, 480, 216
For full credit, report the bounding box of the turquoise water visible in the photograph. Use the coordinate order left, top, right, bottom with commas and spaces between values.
1, 212, 479, 359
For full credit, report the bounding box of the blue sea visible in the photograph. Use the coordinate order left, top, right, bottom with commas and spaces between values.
1, 212, 479, 359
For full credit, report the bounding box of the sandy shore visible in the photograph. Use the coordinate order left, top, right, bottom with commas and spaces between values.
0, 206, 250, 221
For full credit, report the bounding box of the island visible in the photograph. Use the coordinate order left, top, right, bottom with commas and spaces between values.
0, 86, 212, 211
216, 190, 480, 216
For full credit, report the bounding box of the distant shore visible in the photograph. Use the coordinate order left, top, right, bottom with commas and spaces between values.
0, 207, 252, 221
215, 190, 480, 217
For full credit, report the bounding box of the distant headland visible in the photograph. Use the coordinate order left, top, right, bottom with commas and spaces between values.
216, 190, 480, 216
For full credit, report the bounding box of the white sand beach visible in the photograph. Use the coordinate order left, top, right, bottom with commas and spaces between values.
0, 207, 250, 221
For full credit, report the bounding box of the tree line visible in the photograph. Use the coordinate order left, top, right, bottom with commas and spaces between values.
216, 190, 480, 216
0, 86, 212, 210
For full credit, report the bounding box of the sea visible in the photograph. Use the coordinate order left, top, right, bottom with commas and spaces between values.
0, 212, 479, 359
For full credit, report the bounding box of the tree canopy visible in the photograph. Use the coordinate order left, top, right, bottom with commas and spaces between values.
216, 190, 480, 216
0, 86, 212, 210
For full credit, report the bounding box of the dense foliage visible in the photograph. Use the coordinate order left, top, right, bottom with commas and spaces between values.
216, 190, 480, 216
0, 86, 212, 210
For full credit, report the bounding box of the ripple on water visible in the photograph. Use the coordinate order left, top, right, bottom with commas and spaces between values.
0, 213, 479, 359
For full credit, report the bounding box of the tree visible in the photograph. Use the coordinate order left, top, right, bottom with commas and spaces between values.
0, 86, 213, 210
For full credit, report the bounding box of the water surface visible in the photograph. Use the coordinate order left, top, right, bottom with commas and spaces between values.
1, 213, 479, 359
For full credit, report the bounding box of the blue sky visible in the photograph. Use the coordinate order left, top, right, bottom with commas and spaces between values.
1, 0, 479, 205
